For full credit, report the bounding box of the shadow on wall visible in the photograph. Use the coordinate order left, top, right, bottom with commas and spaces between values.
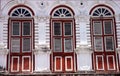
0, 65, 6, 72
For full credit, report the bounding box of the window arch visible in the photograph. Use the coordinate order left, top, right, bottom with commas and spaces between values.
11, 7, 31, 17
90, 5, 114, 17
8, 5, 34, 17
52, 7, 73, 18
50, 5, 74, 18
90, 5, 117, 72
50, 5, 76, 72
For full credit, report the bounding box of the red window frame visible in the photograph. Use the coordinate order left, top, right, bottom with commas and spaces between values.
11, 56, 19, 72
91, 18, 117, 71
91, 18, 116, 52
51, 20, 75, 53
9, 19, 33, 53
50, 19, 76, 72
8, 18, 34, 73
50, 5, 76, 73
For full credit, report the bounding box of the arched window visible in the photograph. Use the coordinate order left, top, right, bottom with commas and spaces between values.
8, 5, 34, 73
50, 5, 76, 72
90, 5, 117, 72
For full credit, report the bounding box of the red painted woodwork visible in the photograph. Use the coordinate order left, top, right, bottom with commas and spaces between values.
107, 56, 114, 70
97, 56, 104, 70
53, 56, 74, 72
66, 57, 72, 70
65, 57, 73, 71
91, 18, 117, 71
55, 57, 62, 71
23, 57, 30, 70
50, 5, 76, 73
12, 57, 19, 71
51, 19, 76, 72
8, 18, 34, 73
90, 5, 117, 72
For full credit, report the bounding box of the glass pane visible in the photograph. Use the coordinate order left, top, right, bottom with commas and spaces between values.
94, 37, 103, 51
11, 38, 20, 52
54, 22, 61, 35
23, 38, 30, 52
105, 37, 114, 51
93, 21, 102, 35
104, 21, 112, 34
23, 22, 30, 35
64, 23, 72, 35
12, 22, 20, 35
54, 38, 61, 52
64, 38, 72, 52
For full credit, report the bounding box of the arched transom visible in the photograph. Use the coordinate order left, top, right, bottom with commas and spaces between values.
91, 7, 113, 17
52, 7, 73, 18
10, 7, 33, 17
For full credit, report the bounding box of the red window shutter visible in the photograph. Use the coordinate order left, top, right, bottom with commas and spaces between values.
23, 57, 30, 70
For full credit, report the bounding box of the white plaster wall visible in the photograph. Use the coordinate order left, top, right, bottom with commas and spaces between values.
0, 55, 7, 68
77, 52, 92, 71
38, 23, 46, 44
35, 52, 50, 72
79, 22, 88, 45
1, 0, 120, 72
0, 22, 3, 43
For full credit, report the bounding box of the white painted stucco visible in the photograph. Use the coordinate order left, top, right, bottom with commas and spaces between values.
34, 51, 50, 72
0, 0, 120, 73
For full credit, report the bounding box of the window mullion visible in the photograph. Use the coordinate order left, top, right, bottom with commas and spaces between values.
62, 22, 64, 52
101, 20, 105, 52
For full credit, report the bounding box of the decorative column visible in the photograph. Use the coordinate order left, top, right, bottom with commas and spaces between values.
0, 43, 9, 72
75, 45, 93, 71
33, 44, 51, 72
116, 47, 120, 71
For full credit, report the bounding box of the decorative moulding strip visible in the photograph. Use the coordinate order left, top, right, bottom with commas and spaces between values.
35, 35, 39, 38
76, 35, 80, 37
35, 29, 39, 31
35, 41, 39, 43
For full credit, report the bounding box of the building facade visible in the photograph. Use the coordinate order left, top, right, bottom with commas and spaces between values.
0, 0, 120, 75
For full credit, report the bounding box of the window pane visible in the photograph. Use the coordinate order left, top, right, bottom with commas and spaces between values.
93, 21, 102, 35
54, 38, 62, 52
105, 37, 114, 51
104, 21, 112, 34
11, 38, 20, 52
23, 38, 30, 52
64, 38, 72, 52
64, 23, 72, 35
12, 22, 20, 35
94, 37, 103, 51
23, 22, 30, 35
54, 22, 61, 35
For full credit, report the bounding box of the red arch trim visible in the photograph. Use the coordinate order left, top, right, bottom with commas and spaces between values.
50, 5, 75, 16
8, 5, 35, 16
89, 4, 115, 15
